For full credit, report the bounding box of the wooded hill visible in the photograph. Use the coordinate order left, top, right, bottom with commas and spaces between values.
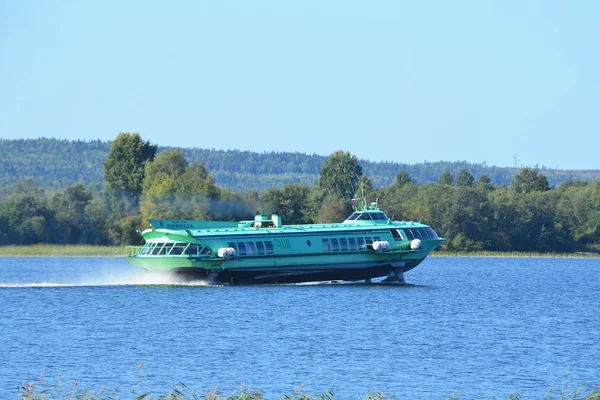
2, 134, 600, 252
1, 138, 599, 191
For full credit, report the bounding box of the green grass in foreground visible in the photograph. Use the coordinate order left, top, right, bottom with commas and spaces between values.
2, 244, 599, 258
433, 250, 600, 258
0, 244, 123, 257
15, 378, 600, 400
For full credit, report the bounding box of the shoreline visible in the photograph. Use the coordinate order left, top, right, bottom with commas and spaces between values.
1, 245, 599, 259
432, 251, 600, 259
0, 245, 124, 257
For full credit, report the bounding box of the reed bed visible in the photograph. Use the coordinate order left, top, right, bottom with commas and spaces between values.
0, 244, 123, 257
2, 245, 599, 259
433, 250, 600, 259
16, 380, 388, 400
15, 380, 600, 400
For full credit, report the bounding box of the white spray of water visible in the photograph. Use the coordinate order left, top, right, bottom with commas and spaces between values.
0, 282, 76, 288
0, 269, 220, 288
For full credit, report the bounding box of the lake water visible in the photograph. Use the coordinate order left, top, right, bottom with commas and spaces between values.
0, 256, 599, 399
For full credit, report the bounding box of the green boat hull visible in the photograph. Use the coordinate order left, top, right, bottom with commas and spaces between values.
126, 248, 432, 284
126, 202, 445, 284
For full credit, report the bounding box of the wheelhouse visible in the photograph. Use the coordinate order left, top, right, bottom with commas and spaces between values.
344, 200, 390, 223
344, 210, 389, 221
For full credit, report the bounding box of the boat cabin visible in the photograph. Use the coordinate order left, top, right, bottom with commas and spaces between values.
343, 201, 390, 224
237, 213, 282, 229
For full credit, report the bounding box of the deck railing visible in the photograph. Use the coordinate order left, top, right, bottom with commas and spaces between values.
126, 246, 144, 257
125, 245, 204, 257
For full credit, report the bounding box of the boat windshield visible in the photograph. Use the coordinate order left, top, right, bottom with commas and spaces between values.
345, 211, 388, 221
370, 212, 389, 220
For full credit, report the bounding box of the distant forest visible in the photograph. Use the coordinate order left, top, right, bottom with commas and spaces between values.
2, 138, 600, 191
1, 135, 600, 253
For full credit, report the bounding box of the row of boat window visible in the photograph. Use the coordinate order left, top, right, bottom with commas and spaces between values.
404, 227, 439, 241
321, 227, 438, 253
322, 236, 381, 252
228, 241, 274, 256
140, 242, 211, 256
139, 228, 439, 257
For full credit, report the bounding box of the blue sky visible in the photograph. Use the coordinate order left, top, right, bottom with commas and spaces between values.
1, 1, 598, 170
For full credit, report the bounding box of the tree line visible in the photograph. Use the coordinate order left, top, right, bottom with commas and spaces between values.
1, 133, 599, 252
2, 138, 600, 191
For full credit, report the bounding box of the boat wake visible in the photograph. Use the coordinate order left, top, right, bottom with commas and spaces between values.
283, 277, 408, 286
0, 271, 219, 288
0, 282, 80, 288
0, 271, 421, 288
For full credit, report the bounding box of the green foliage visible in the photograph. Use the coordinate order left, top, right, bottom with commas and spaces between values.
177, 162, 219, 198
142, 149, 187, 195
438, 170, 454, 185
512, 167, 550, 194
17, 376, 393, 400
0, 244, 122, 256
317, 200, 348, 223
140, 150, 220, 221
3, 139, 600, 192
1, 140, 600, 253
317, 151, 363, 201
476, 174, 494, 192
104, 133, 157, 200
0, 138, 112, 189
113, 215, 145, 246
0, 180, 53, 245
394, 171, 414, 187
51, 184, 100, 244
14, 375, 600, 400
557, 181, 600, 247
357, 175, 375, 199
261, 183, 313, 224
373, 175, 590, 253
372, 178, 422, 222
477, 174, 491, 185
198, 189, 257, 222
437, 186, 492, 250
456, 169, 474, 187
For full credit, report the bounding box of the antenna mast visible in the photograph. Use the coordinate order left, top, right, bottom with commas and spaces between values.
361, 184, 366, 211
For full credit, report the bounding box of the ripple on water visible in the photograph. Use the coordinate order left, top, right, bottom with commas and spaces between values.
0, 256, 599, 399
